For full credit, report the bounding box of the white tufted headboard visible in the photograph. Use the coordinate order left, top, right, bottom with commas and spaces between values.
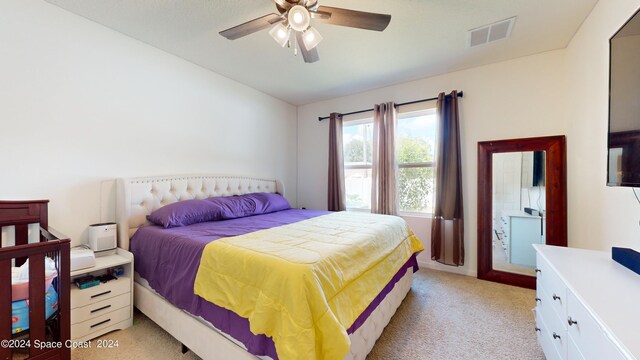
116, 174, 284, 250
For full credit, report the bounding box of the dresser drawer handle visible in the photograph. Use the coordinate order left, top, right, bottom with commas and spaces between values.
90, 318, 111, 328
552, 294, 561, 301
552, 332, 561, 340
90, 305, 112, 314
535, 297, 541, 303
535, 268, 541, 274
568, 317, 578, 326
91, 290, 112, 299
535, 327, 541, 332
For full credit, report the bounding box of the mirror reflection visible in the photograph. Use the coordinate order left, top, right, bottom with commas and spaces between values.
492, 151, 546, 276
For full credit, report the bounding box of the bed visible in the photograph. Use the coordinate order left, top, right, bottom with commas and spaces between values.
0, 200, 71, 360
116, 175, 422, 360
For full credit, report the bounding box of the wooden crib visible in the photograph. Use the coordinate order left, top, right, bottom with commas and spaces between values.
0, 200, 70, 360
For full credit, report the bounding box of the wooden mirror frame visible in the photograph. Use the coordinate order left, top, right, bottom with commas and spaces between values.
477, 135, 567, 289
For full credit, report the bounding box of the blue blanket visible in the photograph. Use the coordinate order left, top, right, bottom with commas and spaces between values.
12, 285, 58, 334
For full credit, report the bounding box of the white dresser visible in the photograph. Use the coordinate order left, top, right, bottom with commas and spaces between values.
497, 210, 543, 267
534, 245, 640, 360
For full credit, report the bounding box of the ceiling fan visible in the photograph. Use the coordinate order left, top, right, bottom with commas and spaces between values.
219, 0, 392, 63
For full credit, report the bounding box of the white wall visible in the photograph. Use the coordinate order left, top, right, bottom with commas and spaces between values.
297, 50, 567, 276
0, 1, 297, 246
565, 0, 640, 251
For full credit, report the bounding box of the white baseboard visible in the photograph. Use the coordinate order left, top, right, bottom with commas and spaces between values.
417, 259, 477, 277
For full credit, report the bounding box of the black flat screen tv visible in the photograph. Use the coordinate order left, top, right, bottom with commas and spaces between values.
608, 8, 640, 187
532, 150, 545, 187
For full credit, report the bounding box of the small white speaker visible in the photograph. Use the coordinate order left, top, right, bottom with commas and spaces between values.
89, 223, 117, 255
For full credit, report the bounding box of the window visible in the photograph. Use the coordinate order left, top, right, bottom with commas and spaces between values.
343, 120, 373, 210
342, 107, 437, 214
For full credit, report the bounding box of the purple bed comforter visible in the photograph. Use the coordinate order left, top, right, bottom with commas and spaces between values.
130, 209, 418, 359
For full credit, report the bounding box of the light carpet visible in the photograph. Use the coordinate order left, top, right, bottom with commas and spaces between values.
71, 269, 544, 360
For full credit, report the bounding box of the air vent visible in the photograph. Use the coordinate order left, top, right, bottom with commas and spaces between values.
468, 17, 516, 47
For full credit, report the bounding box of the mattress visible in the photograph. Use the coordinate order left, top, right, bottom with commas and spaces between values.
130, 209, 419, 358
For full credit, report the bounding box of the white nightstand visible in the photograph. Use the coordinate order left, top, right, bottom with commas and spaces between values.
70, 248, 134, 341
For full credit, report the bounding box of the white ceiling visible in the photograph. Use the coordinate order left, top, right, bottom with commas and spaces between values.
45, 0, 598, 105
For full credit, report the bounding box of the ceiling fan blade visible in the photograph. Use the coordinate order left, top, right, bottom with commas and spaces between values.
316, 6, 391, 31
296, 32, 320, 63
310, 10, 331, 20
219, 13, 283, 40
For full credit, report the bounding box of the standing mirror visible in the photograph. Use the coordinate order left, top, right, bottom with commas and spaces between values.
477, 136, 567, 289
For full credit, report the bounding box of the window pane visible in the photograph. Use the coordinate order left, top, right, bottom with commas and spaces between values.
343, 122, 373, 166
397, 114, 436, 164
342, 111, 436, 214
398, 167, 434, 213
345, 168, 372, 210
397, 112, 436, 213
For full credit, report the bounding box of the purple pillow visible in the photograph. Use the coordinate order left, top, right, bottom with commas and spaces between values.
205, 193, 291, 219
147, 193, 290, 228
147, 199, 223, 228
240, 192, 291, 215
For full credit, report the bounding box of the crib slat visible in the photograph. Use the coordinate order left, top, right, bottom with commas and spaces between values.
28, 253, 46, 357
15, 224, 29, 267
15, 224, 28, 247
0, 259, 12, 360
37, 203, 48, 232
58, 241, 71, 359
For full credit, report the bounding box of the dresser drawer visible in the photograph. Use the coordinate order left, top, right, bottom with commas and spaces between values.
536, 309, 563, 360
566, 291, 626, 360
537, 286, 567, 359
71, 292, 130, 325
568, 336, 586, 360
536, 254, 566, 320
71, 306, 130, 339
71, 276, 131, 308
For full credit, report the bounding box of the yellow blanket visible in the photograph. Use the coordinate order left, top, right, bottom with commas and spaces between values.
193, 211, 423, 360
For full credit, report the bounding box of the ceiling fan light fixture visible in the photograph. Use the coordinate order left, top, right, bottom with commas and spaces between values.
302, 26, 323, 50
219, 2, 393, 64
288, 5, 311, 32
269, 22, 291, 47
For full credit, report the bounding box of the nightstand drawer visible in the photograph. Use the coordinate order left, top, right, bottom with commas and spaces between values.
71, 276, 131, 308
71, 292, 130, 325
71, 306, 130, 339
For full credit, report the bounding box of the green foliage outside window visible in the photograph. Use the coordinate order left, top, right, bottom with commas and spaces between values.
343, 135, 434, 213
397, 137, 434, 212
344, 138, 371, 163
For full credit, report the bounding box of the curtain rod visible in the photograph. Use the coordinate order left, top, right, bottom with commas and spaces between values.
317, 91, 463, 122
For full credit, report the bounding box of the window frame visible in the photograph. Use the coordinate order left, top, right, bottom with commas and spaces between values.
342, 104, 437, 216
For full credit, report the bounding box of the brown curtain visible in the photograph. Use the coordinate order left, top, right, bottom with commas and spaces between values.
431, 91, 464, 266
327, 112, 346, 211
371, 102, 398, 215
